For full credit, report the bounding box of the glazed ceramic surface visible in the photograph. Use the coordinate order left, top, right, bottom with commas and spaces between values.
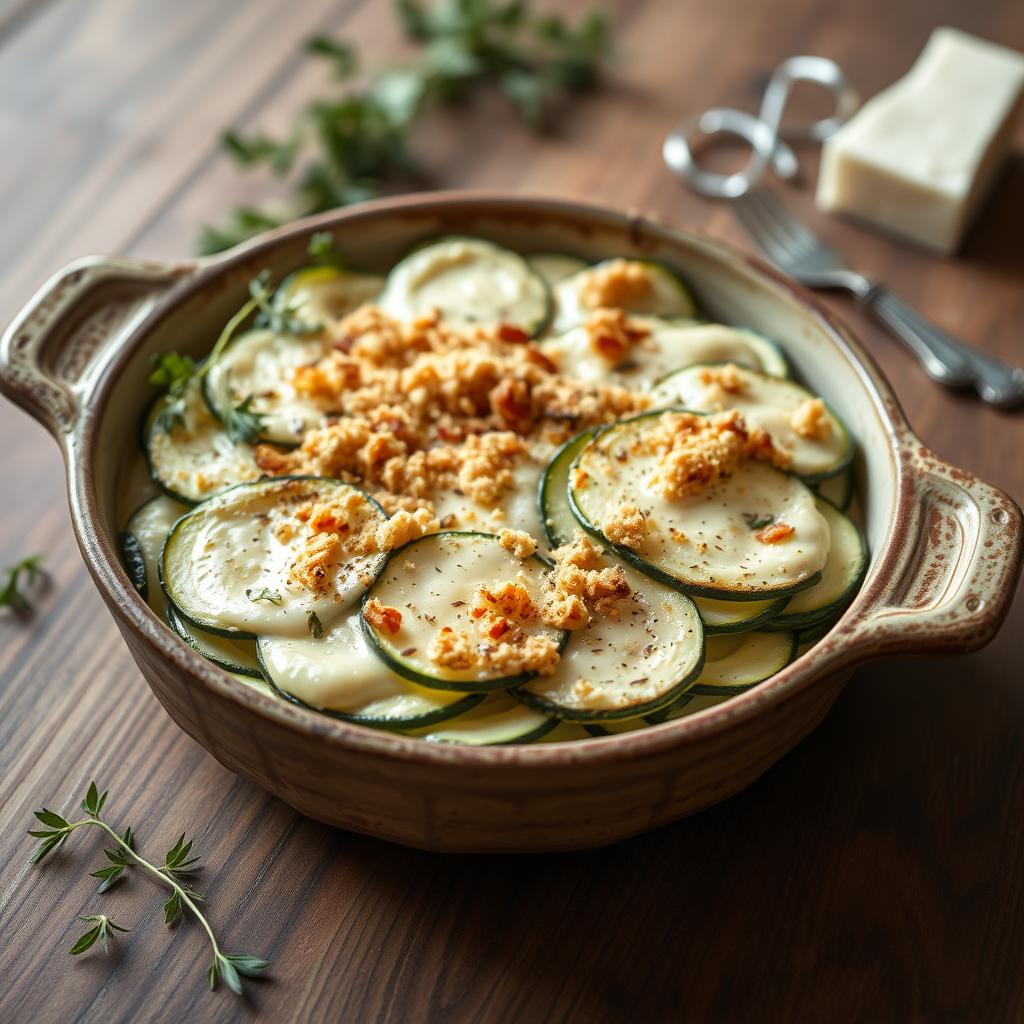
2, 193, 1020, 851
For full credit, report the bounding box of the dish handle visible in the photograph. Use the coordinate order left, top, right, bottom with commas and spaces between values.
847, 450, 1022, 656
0, 256, 195, 441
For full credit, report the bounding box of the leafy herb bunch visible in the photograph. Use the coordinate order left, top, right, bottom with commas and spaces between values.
200, 0, 610, 253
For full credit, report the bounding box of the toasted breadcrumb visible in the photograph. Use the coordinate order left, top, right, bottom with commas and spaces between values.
645, 410, 790, 500
583, 308, 649, 362
472, 581, 538, 623
754, 521, 795, 544
541, 533, 631, 630
790, 398, 832, 440
603, 504, 648, 549
364, 597, 403, 636
698, 363, 745, 393
578, 259, 653, 310
427, 623, 560, 677
498, 528, 538, 559
376, 508, 439, 552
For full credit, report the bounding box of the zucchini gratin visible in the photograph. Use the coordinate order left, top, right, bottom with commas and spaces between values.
120, 236, 866, 745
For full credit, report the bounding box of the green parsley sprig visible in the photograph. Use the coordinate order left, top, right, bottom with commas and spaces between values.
0, 554, 47, 614
199, 0, 610, 253
30, 782, 269, 998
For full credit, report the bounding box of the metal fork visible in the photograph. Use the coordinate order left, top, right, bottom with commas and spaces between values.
733, 190, 1024, 408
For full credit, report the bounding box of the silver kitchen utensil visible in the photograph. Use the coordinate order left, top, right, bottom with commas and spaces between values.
663, 55, 859, 199
734, 189, 1024, 408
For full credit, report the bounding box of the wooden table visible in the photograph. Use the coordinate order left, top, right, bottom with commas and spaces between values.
1, 1, 1022, 1020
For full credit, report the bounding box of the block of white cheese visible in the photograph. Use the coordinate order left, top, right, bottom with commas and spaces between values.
816, 28, 1024, 253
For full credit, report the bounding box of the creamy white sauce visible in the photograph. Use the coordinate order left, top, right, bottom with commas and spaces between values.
544, 318, 782, 389
522, 562, 702, 713
204, 328, 333, 444
551, 260, 695, 333
164, 480, 383, 637
367, 533, 559, 684
283, 268, 384, 326
652, 365, 848, 478
127, 495, 189, 609
574, 424, 830, 595
380, 238, 548, 330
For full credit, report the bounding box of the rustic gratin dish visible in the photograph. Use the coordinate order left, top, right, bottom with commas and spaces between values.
2, 193, 1020, 853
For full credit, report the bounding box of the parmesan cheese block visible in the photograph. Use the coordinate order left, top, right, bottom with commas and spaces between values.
816, 28, 1024, 253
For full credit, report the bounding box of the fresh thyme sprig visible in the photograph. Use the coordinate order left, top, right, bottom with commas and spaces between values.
199, 0, 610, 253
0, 554, 47, 614
29, 782, 269, 997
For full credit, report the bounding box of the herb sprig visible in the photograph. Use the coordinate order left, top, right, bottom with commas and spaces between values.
30, 782, 269, 998
0, 554, 47, 614
199, 0, 610, 253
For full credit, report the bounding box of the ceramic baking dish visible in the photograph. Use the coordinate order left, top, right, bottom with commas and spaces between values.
2, 193, 1020, 852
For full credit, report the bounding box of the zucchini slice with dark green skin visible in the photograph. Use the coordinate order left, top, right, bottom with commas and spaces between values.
405, 693, 557, 745
120, 494, 189, 610
764, 498, 867, 633
551, 258, 697, 332
526, 252, 588, 287
814, 466, 853, 511
378, 236, 551, 336
536, 430, 792, 630
201, 328, 333, 446
543, 318, 787, 389
515, 560, 704, 723
166, 603, 263, 678
651, 363, 853, 482
273, 265, 384, 329
568, 410, 828, 601
689, 630, 797, 696
144, 376, 263, 505
360, 531, 568, 692
162, 476, 386, 640
257, 612, 484, 729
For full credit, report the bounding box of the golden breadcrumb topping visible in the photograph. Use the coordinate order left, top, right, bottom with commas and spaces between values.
602, 504, 648, 550
583, 308, 650, 363
427, 624, 561, 677
790, 397, 832, 440
698, 363, 746, 394
540, 533, 632, 630
644, 410, 791, 500
754, 521, 795, 544
498, 528, 538, 559
364, 597, 403, 636
578, 259, 653, 310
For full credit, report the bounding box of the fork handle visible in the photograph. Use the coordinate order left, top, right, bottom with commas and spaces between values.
861, 287, 1024, 408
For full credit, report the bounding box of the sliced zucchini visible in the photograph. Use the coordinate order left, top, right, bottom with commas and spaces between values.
406, 693, 557, 745
361, 531, 567, 692
538, 429, 594, 548
543, 318, 787, 389
696, 594, 791, 634
652, 692, 733, 722
551, 259, 697, 332
258, 611, 482, 729
538, 433, 791, 631
144, 375, 263, 504
515, 561, 704, 722
584, 716, 649, 736
814, 466, 853, 511
274, 265, 384, 329
202, 328, 332, 445
569, 411, 829, 600
689, 630, 797, 696
536, 721, 596, 742
652, 364, 852, 481
526, 252, 588, 287
379, 236, 550, 335
166, 603, 262, 678
120, 495, 189, 610
765, 498, 866, 633
162, 476, 386, 639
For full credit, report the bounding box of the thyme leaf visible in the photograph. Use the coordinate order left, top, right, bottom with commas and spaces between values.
0, 554, 47, 615
29, 781, 269, 997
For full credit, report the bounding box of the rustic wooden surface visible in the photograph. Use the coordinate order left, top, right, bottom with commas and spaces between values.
1, 1, 1023, 1020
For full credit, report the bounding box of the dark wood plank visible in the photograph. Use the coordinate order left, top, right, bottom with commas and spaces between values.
2, 0, 1024, 1021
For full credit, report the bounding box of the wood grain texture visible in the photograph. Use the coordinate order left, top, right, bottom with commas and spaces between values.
1, 0, 1022, 1020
